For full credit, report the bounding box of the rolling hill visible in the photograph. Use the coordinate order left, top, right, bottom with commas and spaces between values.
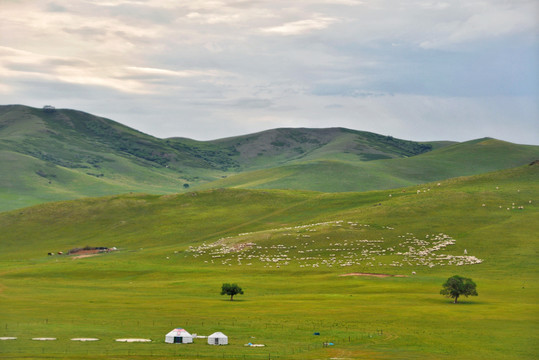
167, 127, 440, 170
0, 105, 228, 211
0, 163, 537, 358
200, 138, 539, 192
2, 104, 538, 212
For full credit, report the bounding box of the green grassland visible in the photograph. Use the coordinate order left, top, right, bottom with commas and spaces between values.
0, 163, 537, 359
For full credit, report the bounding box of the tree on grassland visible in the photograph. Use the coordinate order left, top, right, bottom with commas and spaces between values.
221, 283, 243, 301
440, 275, 478, 303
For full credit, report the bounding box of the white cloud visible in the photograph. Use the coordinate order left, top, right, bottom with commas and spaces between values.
0, 47, 232, 95
0, 47, 144, 93
262, 16, 340, 35
125, 66, 228, 78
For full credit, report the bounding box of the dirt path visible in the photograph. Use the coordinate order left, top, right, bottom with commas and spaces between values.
340, 273, 407, 278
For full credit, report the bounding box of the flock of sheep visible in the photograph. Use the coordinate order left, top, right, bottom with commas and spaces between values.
187, 221, 483, 270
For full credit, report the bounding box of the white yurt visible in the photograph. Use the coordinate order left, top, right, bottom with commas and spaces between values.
165, 328, 193, 344
207, 332, 228, 345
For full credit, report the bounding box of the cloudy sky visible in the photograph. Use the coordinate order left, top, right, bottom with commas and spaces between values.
2, 0, 538, 144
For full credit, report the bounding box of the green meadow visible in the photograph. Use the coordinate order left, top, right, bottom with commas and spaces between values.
0, 163, 537, 359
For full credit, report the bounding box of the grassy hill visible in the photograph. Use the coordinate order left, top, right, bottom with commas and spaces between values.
169, 127, 438, 171
0, 105, 228, 211
2, 104, 538, 212
197, 138, 539, 192
0, 163, 537, 359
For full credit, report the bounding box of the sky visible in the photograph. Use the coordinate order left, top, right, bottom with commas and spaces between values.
1, 0, 538, 144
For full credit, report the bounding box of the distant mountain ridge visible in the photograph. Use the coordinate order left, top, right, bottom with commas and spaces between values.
167, 127, 441, 171
1, 104, 538, 211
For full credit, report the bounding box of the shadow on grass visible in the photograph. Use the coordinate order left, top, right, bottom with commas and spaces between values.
437, 300, 487, 305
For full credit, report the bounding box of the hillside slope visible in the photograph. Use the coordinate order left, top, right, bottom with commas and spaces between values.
197, 138, 539, 192
0, 105, 227, 210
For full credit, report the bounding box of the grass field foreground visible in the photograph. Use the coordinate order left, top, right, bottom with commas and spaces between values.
0, 164, 537, 359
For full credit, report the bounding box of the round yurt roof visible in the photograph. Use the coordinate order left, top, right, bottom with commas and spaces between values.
166, 328, 192, 337
208, 332, 227, 338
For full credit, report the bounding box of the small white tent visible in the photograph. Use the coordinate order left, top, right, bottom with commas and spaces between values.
165, 328, 193, 344
208, 332, 228, 345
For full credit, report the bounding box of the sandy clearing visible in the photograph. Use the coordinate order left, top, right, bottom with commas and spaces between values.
339, 273, 407, 278
115, 338, 152, 342
72, 254, 100, 260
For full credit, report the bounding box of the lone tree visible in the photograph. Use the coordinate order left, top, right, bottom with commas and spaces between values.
221, 283, 243, 301
440, 275, 478, 303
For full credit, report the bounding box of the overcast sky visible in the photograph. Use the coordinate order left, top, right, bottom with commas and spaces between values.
1, 1, 538, 144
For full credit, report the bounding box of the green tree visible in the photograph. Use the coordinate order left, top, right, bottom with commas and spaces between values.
221, 283, 243, 301
440, 275, 478, 303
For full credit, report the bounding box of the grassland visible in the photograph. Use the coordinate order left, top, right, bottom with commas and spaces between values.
0, 163, 537, 359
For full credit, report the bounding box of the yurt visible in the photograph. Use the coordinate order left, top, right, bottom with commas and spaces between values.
165, 328, 193, 344
207, 332, 228, 345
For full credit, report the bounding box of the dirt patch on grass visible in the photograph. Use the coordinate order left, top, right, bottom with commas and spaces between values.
69, 247, 117, 259
72, 253, 101, 260
339, 273, 407, 278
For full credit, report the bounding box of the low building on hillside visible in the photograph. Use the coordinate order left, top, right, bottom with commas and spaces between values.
42, 105, 56, 113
